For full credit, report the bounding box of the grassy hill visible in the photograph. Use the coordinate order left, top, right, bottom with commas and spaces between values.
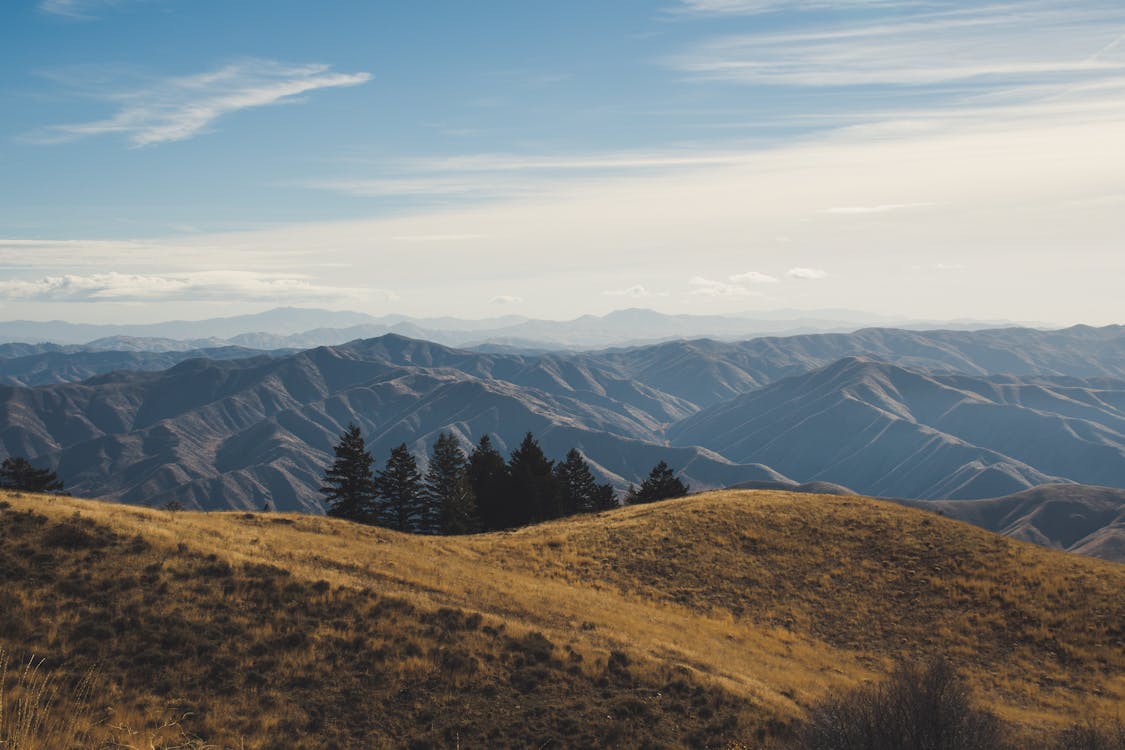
1, 489, 1122, 748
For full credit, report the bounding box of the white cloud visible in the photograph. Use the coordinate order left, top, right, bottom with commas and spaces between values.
729, 270, 779, 284
689, 276, 753, 296
825, 202, 938, 215
490, 295, 523, 305
603, 284, 664, 297
0, 271, 368, 302
35, 59, 371, 147
786, 267, 828, 280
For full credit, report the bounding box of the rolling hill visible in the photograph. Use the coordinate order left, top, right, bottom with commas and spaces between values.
1, 488, 1120, 748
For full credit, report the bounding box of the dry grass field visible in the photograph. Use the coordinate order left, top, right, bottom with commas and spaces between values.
0, 488, 1122, 748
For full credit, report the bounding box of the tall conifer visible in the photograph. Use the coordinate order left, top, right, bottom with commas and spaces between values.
320, 423, 377, 522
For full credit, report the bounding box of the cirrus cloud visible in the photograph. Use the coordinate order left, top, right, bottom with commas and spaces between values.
32, 59, 371, 147
0, 271, 372, 302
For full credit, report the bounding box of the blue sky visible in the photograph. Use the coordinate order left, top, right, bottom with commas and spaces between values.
2, 0, 1124, 324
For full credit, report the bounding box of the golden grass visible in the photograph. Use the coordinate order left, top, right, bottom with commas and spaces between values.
1, 488, 1122, 747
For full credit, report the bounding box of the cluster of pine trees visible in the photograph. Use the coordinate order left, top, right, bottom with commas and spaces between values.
320, 424, 689, 534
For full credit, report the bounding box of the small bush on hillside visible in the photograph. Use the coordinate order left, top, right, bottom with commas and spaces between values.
790, 658, 1006, 750
1052, 720, 1125, 750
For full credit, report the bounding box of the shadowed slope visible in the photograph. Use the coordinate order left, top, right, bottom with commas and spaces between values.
671, 357, 1125, 498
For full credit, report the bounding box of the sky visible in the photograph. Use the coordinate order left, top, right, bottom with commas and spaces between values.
1, 0, 1124, 325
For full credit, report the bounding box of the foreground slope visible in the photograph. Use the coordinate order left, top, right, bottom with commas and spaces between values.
1, 489, 1121, 748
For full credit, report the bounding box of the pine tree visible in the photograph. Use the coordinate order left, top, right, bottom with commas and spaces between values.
507, 432, 558, 525
424, 432, 478, 535
592, 481, 619, 512
0, 456, 65, 493
468, 435, 509, 531
320, 423, 377, 522
375, 443, 424, 532
554, 448, 606, 515
624, 460, 690, 504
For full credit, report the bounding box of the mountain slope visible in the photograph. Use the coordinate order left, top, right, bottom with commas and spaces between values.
901, 484, 1125, 562
2, 489, 1120, 747
670, 357, 1125, 499
0, 340, 785, 511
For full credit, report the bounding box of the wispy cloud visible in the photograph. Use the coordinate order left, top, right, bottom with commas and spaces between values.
787, 267, 828, 280
297, 150, 751, 200
33, 59, 371, 147
490, 295, 523, 305
39, 0, 132, 20
603, 284, 665, 297
671, 3, 1125, 88
689, 276, 754, 296
0, 271, 368, 302
677, 0, 917, 15
729, 270, 779, 283
825, 202, 938, 214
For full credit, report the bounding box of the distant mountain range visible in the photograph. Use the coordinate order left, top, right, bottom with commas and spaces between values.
2, 325, 1124, 527
0, 306, 1033, 350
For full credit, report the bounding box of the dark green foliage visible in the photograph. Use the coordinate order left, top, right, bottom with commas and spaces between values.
468, 435, 510, 531
424, 432, 479, 535
0, 456, 65, 493
792, 658, 1006, 750
554, 449, 616, 515
506, 433, 558, 527
375, 443, 425, 532
320, 423, 377, 522
624, 461, 689, 505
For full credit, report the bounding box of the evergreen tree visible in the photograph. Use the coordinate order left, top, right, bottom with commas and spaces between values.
592, 482, 619, 512
507, 432, 558, 526
624, 460, 690, 505
468, 435, 509, 531
0, 456, 65, 493
424, 432, 478, 535
553, 448, 610, 515
320, 423, 377, 522
375, 443, 424, 532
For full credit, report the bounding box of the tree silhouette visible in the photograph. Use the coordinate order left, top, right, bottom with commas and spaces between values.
468, 435, 509, 531
624, 461, 689, 505
507, 433, 557, 526
375, 443, 424, 532
424, 432, 478, 535
554, 448, 614, 515
320, 423, 377, 522
0, 456, 65, 494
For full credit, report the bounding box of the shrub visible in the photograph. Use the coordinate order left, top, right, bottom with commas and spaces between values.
792, 658, 1006, 750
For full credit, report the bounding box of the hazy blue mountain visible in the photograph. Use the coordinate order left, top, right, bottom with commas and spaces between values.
0, 306, 1032, 351
901, 484, 1125, 562
0, 338, 787, 512
3, 327, 1125, 517
670, 357, 1125, 499
0, 346, 286, 387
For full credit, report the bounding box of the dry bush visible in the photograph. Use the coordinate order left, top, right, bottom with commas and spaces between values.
791, 658, 1007, 750
1050, 719, 1125, 750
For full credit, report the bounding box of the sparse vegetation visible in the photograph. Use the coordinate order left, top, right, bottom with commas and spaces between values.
1, 488, 1122, 748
